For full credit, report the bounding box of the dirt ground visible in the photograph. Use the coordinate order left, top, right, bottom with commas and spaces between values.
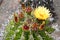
0, 0, 19, 27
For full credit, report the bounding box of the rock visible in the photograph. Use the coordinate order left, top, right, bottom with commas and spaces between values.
0, 0, 3, 5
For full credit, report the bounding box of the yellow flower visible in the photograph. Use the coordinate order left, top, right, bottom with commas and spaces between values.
34, 6, 51, 20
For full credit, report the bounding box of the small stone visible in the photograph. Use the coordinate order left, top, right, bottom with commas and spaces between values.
31, 0, 33, 1
6, 11, 9, 13
18, 0, 21, 3
43, 0, 46, 2
24, 0, 27, 3
49, 17, 54, 22
39, 1, 40, 4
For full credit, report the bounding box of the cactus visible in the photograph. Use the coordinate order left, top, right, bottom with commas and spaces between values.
4, 0, 56, 40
